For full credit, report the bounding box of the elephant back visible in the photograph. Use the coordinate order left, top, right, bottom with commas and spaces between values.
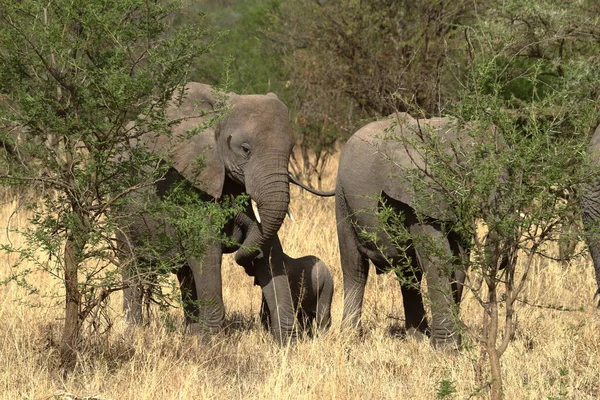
340, 113, 495, 221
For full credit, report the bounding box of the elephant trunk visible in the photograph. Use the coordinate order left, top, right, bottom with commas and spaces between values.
253, 236, 297, 345
235, 154, 290, 267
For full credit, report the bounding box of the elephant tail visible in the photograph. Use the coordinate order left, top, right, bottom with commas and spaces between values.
288, 172, 335, 197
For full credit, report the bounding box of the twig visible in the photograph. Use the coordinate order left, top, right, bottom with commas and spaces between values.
515, 298, 583, 312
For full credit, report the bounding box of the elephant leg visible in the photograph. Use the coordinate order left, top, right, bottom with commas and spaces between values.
293, 256, 332, 333
122, 264, 144, 325
338, 220, 370, 330
411, 223, 461, 348
299, 311, 312, 337
396, 248, 429, 335
451, 269, 466, 305
315, 270, 333, 333
448, 232, 468, 305
337, 193, 370, 330
254, 237, 297, 345
259, 294, 271, 331
175, 264, 199, 325
117, 229, 145, 325
185, 245, 225, 333
315, 302, 332, 333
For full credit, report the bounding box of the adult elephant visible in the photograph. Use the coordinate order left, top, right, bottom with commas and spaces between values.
119, 82, 308, 344
579, 123, 600, 307
336, 112, 504, 347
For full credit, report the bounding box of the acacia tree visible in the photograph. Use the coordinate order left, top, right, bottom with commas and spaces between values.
0, 0, 218, 372
381, 1, 599, 398
269, 0, 480, 183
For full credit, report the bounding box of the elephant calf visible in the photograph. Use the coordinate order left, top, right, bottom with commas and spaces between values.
259, 249, 334, 335
231, 212, 334, 335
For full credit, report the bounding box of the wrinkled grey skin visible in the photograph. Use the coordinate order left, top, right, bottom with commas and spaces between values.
119, 82, 297, 344
579, 123, 600, 307
260, 251, 333, 335
230, 213, 333, 334
336, 113, 504, 347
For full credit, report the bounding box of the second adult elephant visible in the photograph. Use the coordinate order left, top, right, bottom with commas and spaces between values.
120, 82, 299, 343
336, 112, 504, 347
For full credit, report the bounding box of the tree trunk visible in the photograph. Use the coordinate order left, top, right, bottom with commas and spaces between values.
486, 276, 504, 400
488, 349, 503, 400
488, 346, 503, 399
60, 235, 82, 373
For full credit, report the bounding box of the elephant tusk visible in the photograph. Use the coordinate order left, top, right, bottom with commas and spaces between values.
287, 207, 295, 222
251, 199, 261, 224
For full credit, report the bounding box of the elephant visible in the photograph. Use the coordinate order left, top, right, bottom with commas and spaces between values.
228, 212, 333, 335
118, 82, 310, 344
335, 112, 505, 347
579, 123, 600, 307
259, 248, 333, 336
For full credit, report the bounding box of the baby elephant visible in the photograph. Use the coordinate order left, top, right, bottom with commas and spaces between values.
259, 248, 334, 336
229, 212, 333, 335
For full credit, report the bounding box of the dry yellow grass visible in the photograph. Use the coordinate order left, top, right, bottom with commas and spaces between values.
1, 156, 599, 399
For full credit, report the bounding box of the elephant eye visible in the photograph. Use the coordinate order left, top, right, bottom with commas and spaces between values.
241, 143, 252, 156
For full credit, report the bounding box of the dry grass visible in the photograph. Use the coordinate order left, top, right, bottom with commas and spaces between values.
1, 156, 599, 399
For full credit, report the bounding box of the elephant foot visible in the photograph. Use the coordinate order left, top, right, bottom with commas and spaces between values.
186, 322, 205, 335
269, 326, 298, 346
122, 321, 144, 339
431, 332, 461, 351
405, 327, 429, 343
183, 323, 224, 347
338, 323, 367, 344
123, 303, 145, 326
185, 322, 222, 336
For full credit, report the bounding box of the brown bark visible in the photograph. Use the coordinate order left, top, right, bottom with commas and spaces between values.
479, 258, 505, 400
488, 347, 503, 400
60, 235, 82, 372
486, 285, 503, 400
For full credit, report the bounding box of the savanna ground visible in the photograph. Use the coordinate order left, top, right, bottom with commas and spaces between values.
0, 155, 599, 399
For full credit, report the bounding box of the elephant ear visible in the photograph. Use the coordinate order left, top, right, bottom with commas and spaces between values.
141, 82, 226, 198
381, 115, 455, 220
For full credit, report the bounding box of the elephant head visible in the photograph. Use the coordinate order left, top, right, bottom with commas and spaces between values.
140, 82, 294, 266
